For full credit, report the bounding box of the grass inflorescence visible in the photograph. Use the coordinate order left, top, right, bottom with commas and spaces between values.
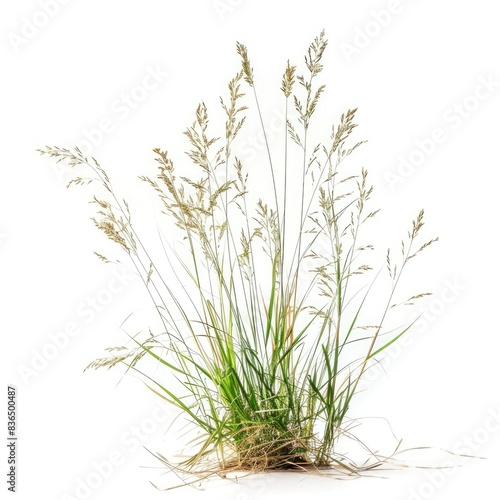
40, 31, 437, 479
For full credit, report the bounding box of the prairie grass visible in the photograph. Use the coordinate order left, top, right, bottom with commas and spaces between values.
39, 31, 437, 477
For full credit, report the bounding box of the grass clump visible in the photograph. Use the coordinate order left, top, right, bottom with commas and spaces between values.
39, 31, 437, 477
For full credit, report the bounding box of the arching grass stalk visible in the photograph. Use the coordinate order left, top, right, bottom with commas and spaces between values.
39, 31, 437, 476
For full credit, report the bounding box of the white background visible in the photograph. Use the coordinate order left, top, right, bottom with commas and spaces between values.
2, 1, 500, 498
